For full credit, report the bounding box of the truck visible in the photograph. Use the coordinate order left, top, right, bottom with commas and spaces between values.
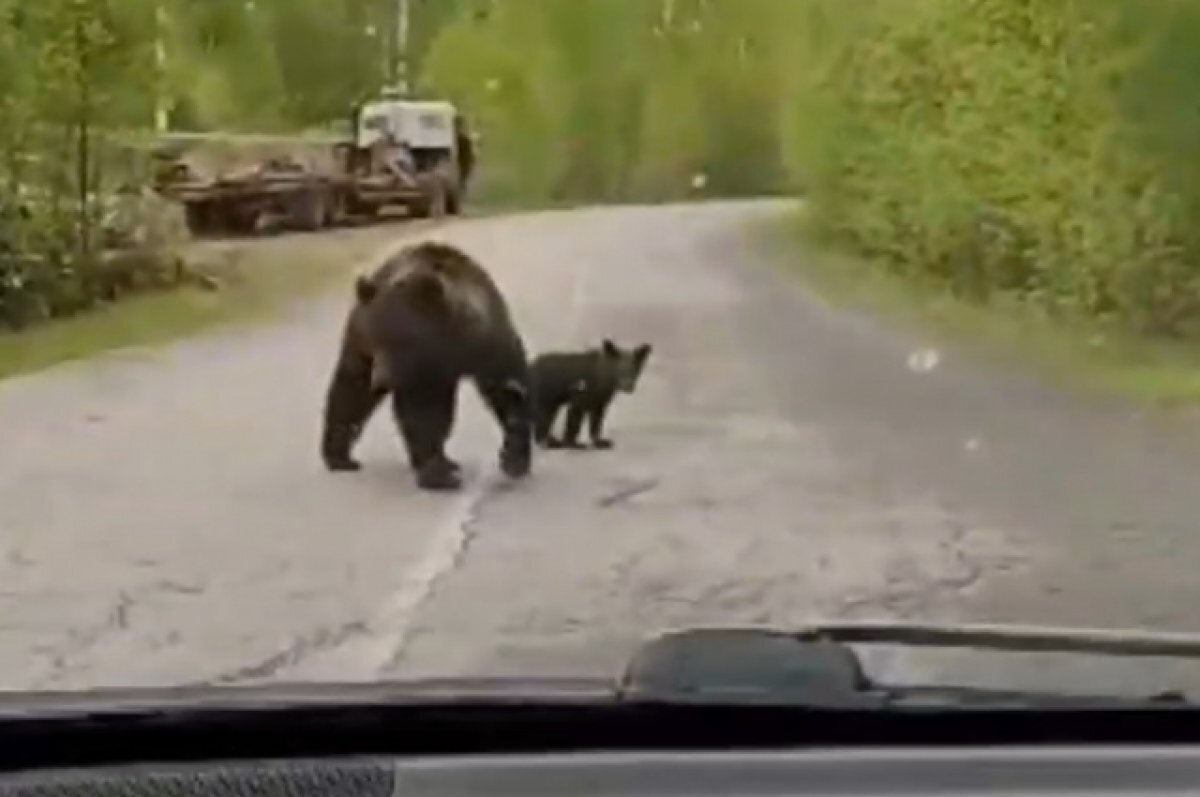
154, 96, 474, 238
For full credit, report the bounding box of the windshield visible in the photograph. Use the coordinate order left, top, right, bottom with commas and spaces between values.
2, 0, 1200, 701
361, 115, 388, 132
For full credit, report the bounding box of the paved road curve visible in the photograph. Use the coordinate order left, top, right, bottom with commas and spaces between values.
3, 200, 1200, 695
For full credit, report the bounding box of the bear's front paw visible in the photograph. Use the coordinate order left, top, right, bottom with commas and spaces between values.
409, 453, 461, 473
323, 455, 362, 472
500, 442, 532, 479
416, 457, 463, 491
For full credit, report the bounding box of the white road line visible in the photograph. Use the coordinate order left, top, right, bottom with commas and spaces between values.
286, 474, 495, 681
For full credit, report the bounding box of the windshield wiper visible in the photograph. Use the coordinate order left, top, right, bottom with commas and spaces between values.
618, 622, 1200, 708
795, 620, 1200, 659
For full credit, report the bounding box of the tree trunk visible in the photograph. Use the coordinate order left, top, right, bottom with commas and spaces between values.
74, 12, 92, 257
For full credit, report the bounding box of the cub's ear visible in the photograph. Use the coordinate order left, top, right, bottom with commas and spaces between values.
635, 343, 652, 361
354, 274, 378, 304
601, 338, 619, 357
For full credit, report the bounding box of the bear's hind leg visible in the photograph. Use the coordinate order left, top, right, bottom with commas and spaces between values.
390, 378, 462, 491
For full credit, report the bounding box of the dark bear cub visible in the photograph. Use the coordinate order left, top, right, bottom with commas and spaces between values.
531, 339, 652, 450
320, 241, 534, 491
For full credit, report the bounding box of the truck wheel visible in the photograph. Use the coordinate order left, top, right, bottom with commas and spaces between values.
184, 202, 215, 237
296, 189, 327, 231
325, 192, 346, 227
345, 195, 377, 220
229, 207, 260, 236
417, 181, 447, 219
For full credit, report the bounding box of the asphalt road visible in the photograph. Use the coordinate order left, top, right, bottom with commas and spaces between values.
3, 200, 1200, 696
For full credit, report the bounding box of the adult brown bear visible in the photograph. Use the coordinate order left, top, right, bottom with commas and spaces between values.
319, 241, 533, 490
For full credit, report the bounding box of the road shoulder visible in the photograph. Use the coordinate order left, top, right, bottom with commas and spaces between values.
759, 208, 1200, 409
0, 223, 433, 382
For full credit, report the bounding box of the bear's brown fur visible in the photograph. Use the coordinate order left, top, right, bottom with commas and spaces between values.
320, 241, 533, 490
531, 340, 651, 450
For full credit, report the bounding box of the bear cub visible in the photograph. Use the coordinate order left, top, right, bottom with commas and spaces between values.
531, 339, 652, 450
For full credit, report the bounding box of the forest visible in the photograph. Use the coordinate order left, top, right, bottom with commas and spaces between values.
5, 0, 1200, 339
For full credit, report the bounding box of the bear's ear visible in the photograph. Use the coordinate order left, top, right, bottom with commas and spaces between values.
602, 339, 619, 358
355, 275, 377, 304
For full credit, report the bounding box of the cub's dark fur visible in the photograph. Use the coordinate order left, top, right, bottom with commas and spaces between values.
531, 340, 652, 450
320, 241, 533, 491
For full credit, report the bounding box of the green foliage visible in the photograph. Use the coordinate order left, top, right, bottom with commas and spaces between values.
0, 0, 170, 329
420, 0, 793, 204
159, 0, 390, 130
5, 0, 1200, 344
0, 0, 408, 330
783, 0, 1200, 336
422, 0, 1200, 340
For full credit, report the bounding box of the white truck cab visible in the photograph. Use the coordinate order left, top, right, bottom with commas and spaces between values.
349, 94, 473, 216
355, 99, 458, 155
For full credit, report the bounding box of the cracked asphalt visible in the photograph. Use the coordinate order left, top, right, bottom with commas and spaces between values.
4, 199, 1200, 696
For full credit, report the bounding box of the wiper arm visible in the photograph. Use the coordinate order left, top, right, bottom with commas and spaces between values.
618, 623, 1200, 707
795, 620, 1200, 659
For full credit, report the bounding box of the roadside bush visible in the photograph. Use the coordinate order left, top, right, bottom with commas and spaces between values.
786, 0, 1200, 337
0, 0, 191, 332
0, 186, 189, 330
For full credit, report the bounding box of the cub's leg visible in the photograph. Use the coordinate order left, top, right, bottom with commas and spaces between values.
587, 398, 614, 449
560, 399, 589, 450
538, 397, 568, 448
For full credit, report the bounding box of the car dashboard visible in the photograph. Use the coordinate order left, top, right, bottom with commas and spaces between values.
1, 746, 1199, 797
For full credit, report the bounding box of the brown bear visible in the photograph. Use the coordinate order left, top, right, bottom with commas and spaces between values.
319, 241, 533, 491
